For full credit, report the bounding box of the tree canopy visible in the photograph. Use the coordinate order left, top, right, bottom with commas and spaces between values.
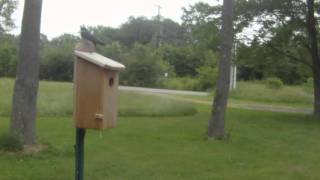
0, 0, 17, 33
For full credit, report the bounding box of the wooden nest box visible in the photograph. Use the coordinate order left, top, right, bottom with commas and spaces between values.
73, 40, 125, 130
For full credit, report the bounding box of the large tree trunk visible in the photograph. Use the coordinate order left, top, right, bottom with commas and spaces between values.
207, 0, 234, 139
306, 0, 320, 117
10, 0, 43, 145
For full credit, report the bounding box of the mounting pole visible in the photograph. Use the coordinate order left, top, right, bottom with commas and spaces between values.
75, 128, 86, 180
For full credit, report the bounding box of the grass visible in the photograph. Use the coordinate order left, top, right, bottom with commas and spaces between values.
0, 133, 23, 152
176, 81, 313, 109
0, 78, 319, 179
0, 106, 319, 179
229, 81, 313, 106
0, 78, 196, 117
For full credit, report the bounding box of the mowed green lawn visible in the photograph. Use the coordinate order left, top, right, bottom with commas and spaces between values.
0, 78, 320, 180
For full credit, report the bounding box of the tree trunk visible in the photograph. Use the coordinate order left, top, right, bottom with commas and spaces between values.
10, 0, 43, 145
207, 0, 234, 139
306, 0, 320, 117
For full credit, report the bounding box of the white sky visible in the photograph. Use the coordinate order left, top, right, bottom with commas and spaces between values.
11, 0, 215, 39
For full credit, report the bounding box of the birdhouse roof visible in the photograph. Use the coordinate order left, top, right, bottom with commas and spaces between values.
74, 50, 125, 71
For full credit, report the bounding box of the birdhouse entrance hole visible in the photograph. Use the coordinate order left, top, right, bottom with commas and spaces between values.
109, 77, 114, 87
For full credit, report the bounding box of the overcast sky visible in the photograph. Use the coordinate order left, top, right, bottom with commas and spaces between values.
11, 0, 215, 39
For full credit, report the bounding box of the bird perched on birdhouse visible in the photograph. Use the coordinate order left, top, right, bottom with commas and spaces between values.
80, 26, 105, 47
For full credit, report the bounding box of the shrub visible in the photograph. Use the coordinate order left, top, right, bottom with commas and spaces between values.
197, 66, 217, 91
40, 51, 73, 81
161, 77, 199, 91
265, 77, 283, 89
0, 133, 23, 152
120, 43, 168, 87
305, 77, 313, 87
0, 40, 18, 77
39, 34, 78, 82
303, 77, 314, 93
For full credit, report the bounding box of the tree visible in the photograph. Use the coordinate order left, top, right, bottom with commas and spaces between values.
10, 0, 43, 145
159, 44, 207, 77
207, 0, 234, 139
0, 34, 18, 77
118, 16, 158, 47
236, 39, 310, 84
40, 34, 78, 81
120, 43, 167, 87
238, 0, 320, 117
114, 16, 184, 47
0, 0, 17, 33
306, 0, 320, 117
184, 0, 320, 117
181, 2, 221, 50
0, 0, 18, 77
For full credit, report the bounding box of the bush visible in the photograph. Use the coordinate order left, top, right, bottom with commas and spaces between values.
0, 133, 23, 152
120, 43, 168, 87
265, 77, 283, 89
303, 77, 314, 93
305, 77, 313, 87
197, 66, 217, 91
39, 34, 78, 82
161, 77, 199, 91
0, 39, 18, 77
40, 51, 73, 81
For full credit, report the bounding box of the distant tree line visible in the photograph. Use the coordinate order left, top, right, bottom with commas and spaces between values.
0, 2, 314, 90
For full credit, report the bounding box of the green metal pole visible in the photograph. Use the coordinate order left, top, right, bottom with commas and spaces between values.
75, 128, 86, 180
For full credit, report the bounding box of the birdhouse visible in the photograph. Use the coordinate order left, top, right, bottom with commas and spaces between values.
73, 42, 125, 130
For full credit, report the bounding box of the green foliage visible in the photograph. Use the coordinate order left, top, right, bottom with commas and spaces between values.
118, 16, 158, 46
0, 133, 22, 152
0, 0, 17, 33
121, 43, 168, 87
195, 49, 218, 91
265, 77, 284, 89
303, 77, 314, 93
99, 41, 124, 61
40, 49, 73, 81
0, 3, 315, 88
237, 39, 311, 85
161, 77, 199, 91
117, 16, 184, 47
182, 1, 314, 85
181, 2, 221, 50
159, 44, 215, 77
88, 25, 119, 45
40, 34, 78, 81
0, 34, 18, 77
305, 77, 313, 88
196, 66, 218, 91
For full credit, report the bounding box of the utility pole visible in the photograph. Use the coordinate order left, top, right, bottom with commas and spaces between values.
230, 41, 237, 90
155, 4, 163, 48
156, 4, 162, 20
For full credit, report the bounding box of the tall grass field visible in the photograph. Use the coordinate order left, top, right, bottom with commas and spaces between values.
178, 81, 313, 109
0, 78, 196, 117
0, 78, 319, 180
